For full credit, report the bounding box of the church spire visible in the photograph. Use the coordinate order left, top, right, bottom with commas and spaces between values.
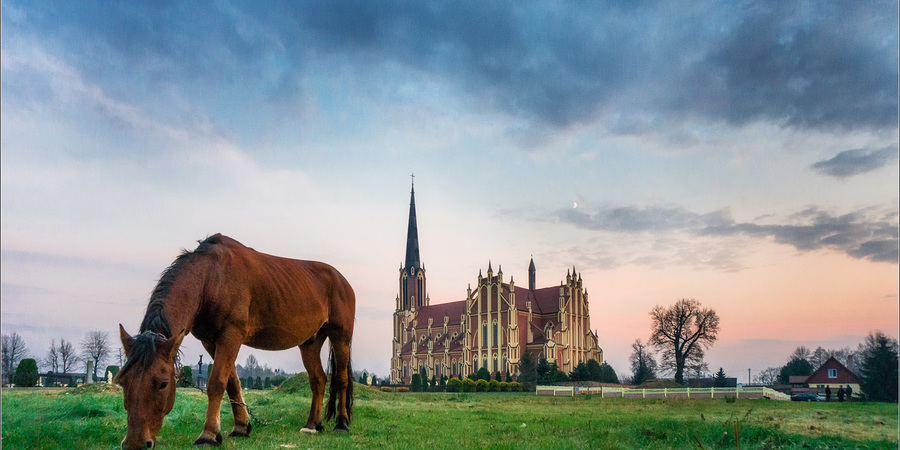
528, 255, 536, 291
404, 174, 420, 271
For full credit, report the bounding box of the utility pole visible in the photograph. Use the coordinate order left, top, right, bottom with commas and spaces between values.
748, 368, 751, 386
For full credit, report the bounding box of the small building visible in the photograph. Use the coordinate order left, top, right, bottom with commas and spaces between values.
803, 357, 860, 398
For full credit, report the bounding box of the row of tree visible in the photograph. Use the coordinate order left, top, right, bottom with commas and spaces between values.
2, 331, 119, 384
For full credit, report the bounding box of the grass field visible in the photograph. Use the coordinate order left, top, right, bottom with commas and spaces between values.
2, 384, 897, 449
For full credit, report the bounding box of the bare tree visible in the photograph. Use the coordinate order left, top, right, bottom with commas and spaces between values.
2, 332, 29, 384
649, 298, 720, 385
44, 339, 61, 373
791, 346, 812, 362
81, 331, 111, 380
754, 366, 780, 385
59, 339, 80, 374
245, 354, 259, 377
629, 339, 657, 385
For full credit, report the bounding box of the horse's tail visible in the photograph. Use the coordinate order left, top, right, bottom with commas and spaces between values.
325, 345, 353, 424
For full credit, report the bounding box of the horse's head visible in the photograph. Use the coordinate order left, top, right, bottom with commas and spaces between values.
116, 325, 185, 450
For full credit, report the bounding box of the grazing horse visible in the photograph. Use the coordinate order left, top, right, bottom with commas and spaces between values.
116, 234, 355, 449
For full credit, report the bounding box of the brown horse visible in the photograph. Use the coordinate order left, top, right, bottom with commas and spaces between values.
116, 234, 355, 449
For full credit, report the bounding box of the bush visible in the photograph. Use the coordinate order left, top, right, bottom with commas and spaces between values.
396, 386, 410, 392
380, 386, 393, 392
14, 359, 39, 387
510, 382, 523, 392
176, 366, 193, 387
462, 378, 477, 392
499, 381, 510, 392
476, 379, 488, 392
270, 374, 288, 387
488, 380, 500, 392
411, 373, 422, 392
447, 377, 462, 392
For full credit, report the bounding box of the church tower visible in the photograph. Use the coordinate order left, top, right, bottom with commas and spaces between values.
399, 176, 427, 310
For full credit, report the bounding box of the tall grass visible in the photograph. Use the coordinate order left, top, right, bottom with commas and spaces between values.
2, 386, 897, 449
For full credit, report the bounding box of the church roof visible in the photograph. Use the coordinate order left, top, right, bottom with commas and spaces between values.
413, 300, 467, 327
518, 285, 560, 314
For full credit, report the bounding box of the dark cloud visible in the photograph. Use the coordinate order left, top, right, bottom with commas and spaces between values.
683, 2, 899, 131
554, 204, 898, 265
811, 146, 899, 178
4, 0, 895, 139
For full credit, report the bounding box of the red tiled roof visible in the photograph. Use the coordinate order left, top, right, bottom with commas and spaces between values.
413, 300, 467, 327
514, 285, 561, 314
806, 357, 860, 385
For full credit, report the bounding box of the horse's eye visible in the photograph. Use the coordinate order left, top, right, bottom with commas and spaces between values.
158, 381, 169, 391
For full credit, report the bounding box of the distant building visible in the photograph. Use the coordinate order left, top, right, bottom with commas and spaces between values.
788, 357, 861, 399
803, 357, 861, 395
390, 181, 603, 384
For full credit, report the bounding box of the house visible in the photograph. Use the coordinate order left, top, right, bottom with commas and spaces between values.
787, 357, 860, 399
803, 356, 860, 398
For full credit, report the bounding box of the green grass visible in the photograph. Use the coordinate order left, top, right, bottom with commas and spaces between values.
2, 386, 897, 449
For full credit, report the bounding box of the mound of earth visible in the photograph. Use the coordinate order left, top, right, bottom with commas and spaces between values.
274, 372, 385, 399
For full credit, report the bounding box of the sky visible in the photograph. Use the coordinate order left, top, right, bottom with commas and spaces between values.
2, 1, 898, 383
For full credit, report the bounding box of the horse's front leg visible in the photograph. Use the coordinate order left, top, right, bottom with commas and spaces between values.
194, 338, 242, 446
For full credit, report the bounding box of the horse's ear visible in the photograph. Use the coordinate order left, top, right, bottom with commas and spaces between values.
159, 329, 186, 363
119, 324, 133, 357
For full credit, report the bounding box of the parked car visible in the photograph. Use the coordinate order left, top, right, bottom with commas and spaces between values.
791, 393, 825, 402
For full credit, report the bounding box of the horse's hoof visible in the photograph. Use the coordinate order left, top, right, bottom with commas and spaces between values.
316, 424, 325, 432
193, 432, 223, 446
333, 425, 350, 434
299, 427, 318, 434
229, 423, 252, 438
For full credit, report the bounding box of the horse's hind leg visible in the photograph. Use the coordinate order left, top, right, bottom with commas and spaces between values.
299, 327, 327, 433
328, 336, 353, 433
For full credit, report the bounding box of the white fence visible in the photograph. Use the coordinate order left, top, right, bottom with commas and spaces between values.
536, 385, 790, 401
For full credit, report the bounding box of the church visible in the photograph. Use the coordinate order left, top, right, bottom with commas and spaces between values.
390, 181, 604, 384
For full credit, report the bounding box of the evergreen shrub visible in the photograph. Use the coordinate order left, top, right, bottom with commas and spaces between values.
14, 359, 39, 387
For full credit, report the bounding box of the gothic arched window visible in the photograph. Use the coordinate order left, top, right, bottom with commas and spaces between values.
492, 319, 498, 346
482, 321, 488, 347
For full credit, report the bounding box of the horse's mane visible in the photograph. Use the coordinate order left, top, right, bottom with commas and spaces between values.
139, 234, 222, 337
119, 235, 222, 379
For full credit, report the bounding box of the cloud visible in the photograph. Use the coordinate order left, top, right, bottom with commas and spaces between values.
548, 204, 898, 268
4, 0, 895, 146
811, 146, 899, 178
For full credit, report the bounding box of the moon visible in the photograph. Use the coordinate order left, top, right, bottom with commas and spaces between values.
573, 202, 578, 209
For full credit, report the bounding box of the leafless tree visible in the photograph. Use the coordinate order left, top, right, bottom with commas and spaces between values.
44, 339, 61, 373
245, 354, 259, 377
2, 332, 29, 384
629, 339, 658, 384
649, 298, 720, 385
754, 366, 781, 385
59, 339, 80, 374
791, 346, 812, 362
81, 331, 111, 380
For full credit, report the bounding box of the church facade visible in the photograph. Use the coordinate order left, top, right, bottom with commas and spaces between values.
390, 182, 603, 384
